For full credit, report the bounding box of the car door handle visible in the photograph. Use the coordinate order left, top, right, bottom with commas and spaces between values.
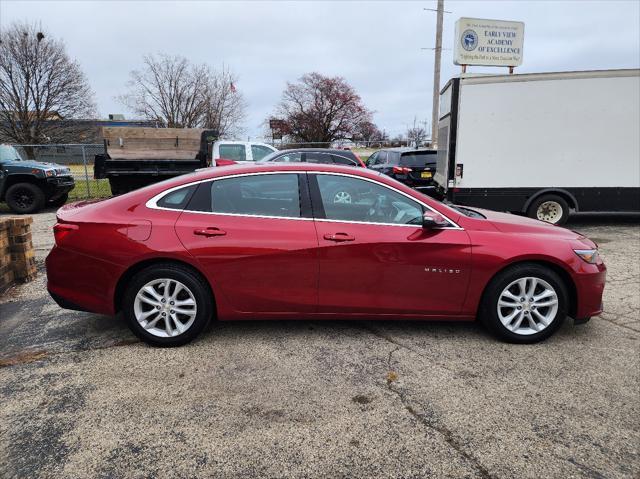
193, 227, 226, 237
323, 232, 355, 242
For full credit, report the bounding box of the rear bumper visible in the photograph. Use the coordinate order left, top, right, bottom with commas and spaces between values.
46, 245, 121, 315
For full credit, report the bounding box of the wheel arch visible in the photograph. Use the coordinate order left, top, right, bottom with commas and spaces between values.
113, 257, 216, 314
1, 175, 45, 200
478, 259, 578, 318
522, 188, 579, 213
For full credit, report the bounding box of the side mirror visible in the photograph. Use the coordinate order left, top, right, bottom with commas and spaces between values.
422, 211, 449, 229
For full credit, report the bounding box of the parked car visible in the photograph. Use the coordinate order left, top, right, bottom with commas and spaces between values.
46, 162, 606, 347
0, 144, 75, 214
260, 148, 366, 167
367, 148, 437, 188
213, 141, 277, 166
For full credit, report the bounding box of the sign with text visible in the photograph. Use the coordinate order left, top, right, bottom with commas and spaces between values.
454, 17, 524, 67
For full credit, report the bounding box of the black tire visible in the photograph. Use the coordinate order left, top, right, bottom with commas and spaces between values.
48, 193, 69, 208
479, 263, 569, 344
122, 263, 214, 347
5, 182, 46, 214
526, 194, 570, 225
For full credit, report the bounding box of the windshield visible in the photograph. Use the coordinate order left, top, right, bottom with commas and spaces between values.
258, 150, 285, 162
400, 151, 437, 167
0, 145, 24, 162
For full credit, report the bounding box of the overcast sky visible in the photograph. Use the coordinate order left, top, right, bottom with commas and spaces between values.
1, 0, 639, 139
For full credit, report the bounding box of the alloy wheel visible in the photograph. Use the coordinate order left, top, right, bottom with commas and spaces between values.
133, 278, 197, 338
496, 277, 559, 335
333, 191, 352, 204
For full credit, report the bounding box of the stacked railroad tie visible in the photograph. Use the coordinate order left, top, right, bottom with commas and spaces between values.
0, 217, 37, 294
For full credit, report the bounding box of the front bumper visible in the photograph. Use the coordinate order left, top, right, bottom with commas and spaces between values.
46, 176, 75, 198
573, 263, 607, 320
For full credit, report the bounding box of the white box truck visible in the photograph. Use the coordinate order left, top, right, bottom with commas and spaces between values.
435, 69, 640, 224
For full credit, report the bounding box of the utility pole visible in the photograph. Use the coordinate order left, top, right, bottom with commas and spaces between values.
430, 0, 444, 148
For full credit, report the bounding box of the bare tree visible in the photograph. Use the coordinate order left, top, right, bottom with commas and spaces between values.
119, 54, 209, 128
406, 117, 428, 147
203, 67, 246, 138
120, 54, 246, 136
0, 22, 96, 143
273, 72, 372, 144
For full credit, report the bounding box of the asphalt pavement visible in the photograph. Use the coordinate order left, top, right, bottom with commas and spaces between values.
0, 209, 638, 478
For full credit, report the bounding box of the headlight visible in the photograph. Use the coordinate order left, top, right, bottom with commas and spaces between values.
574, 249, 599, 264
45, 169, 57, 177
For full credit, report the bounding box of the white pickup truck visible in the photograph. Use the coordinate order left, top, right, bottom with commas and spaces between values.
213, 141, 277, 166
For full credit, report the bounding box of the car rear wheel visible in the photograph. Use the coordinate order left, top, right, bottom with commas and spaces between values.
5, 182, 46, 214
122, 263, 213, 347
527, 194, 570, 225
479, 264, 568, 343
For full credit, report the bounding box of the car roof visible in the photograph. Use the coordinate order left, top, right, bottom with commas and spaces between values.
272, 148, 356, 156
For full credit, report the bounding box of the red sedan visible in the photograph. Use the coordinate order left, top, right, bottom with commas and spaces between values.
46, 163, 606, 346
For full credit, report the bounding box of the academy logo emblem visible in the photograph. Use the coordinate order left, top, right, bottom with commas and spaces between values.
461, 29, 478, 51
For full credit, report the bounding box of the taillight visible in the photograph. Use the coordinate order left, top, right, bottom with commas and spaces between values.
215, 158, 237, 166
53, 223, 78, 245
392, 166, 412, 174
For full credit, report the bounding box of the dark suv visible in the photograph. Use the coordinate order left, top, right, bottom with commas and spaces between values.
367, 148, 437, 188
259, 148, 366, 167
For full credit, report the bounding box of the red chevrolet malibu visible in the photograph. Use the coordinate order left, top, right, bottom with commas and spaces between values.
46, 163, 606, 346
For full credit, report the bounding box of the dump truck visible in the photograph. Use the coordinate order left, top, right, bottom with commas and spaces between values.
94, 127, 218, 195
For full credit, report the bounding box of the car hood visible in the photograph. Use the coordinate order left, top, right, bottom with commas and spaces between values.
470, 207, 596, 246
3, 159, 70, 173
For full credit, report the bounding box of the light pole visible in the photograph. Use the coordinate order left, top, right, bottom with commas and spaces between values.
430, 0, 444, 149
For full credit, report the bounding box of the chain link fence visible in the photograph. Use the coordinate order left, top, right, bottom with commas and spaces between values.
9, 140, 411, 201
12, 144, 112, 199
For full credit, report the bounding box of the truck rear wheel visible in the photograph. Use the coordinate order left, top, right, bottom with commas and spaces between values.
5, 182, 46, 214
527, 194, 570, 225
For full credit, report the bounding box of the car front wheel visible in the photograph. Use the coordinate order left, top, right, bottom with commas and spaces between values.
122, 263, 213, 347
479, 264, 568, 343
5, 182, 46, 214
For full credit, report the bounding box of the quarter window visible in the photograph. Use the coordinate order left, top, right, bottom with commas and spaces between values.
315, 174, 423, 225
209, 174, 301, 218
157, 185, 197, 210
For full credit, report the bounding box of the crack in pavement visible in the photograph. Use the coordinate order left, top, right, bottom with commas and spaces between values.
383, 346, 494, 479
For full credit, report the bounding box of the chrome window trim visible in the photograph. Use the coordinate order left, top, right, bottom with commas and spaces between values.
145, 170, 463, 230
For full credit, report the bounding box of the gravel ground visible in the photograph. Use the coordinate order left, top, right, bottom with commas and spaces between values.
0, 208, 638, 478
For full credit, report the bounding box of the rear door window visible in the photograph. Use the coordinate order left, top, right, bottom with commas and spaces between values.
218, 144, 246, 162
209, 174, 301, 218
